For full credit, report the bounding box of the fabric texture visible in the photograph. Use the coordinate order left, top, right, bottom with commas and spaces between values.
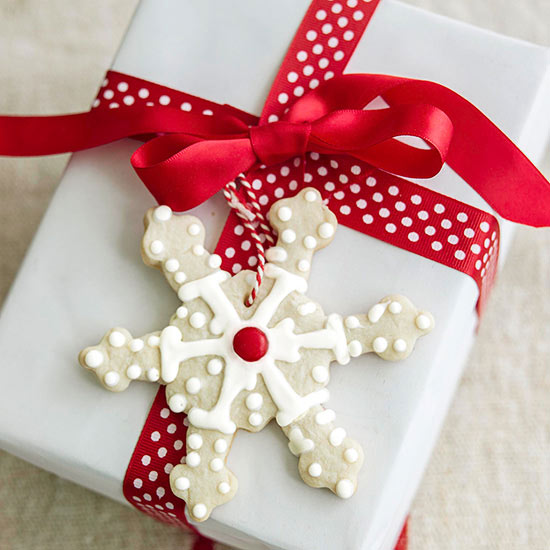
0, 1, 549, 549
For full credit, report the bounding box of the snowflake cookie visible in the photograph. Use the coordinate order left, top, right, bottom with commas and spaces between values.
79, 187, 434, 521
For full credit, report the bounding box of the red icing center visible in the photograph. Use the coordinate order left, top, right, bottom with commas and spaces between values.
232, 327, 269, 362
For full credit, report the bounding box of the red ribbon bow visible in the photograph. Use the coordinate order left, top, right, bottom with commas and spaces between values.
2, 73, 550, 227
132, 83, 453, 211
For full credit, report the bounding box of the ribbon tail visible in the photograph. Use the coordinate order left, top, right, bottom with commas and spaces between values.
131, 135, 258, 210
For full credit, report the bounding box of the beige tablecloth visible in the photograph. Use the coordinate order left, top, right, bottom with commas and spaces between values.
1, 1, 549, 548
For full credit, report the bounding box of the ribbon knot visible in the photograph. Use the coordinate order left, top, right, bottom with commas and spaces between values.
249, 121, 311, 166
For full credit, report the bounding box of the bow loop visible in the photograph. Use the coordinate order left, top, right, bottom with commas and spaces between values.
249, 121, 311, 166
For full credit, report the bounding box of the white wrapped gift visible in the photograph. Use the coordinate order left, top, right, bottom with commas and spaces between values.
1, 1, 550, 549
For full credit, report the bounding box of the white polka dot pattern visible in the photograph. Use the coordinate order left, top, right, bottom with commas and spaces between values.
123, 391, 196, 532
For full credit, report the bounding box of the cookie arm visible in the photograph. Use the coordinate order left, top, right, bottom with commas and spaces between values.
170, 428, 237, 522
142, 206, 225, 294
79, 328, 163, 391
281, 404, 364, 499
265, 187, 337, 280
343, 295, 434, 361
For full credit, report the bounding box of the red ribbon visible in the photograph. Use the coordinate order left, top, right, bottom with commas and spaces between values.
2, 73, 550, 227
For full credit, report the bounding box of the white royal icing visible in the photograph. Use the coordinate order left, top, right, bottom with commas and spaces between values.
415, 314, 431, 330
159, 263, 351, 434
373, 336, 388, 353
109, 331, 125, 347
154, 205, 172, 222
245, 393, 263, 411
129, 339, 144, 352
214, 439, 228, 454
187, 433, 203, 450
164, 259, 179, 274
298, 302, 316, 316
175, 476, 190, 490
336, 479, 354, 499
126, 364, 141, 379
368, 301, 389, 323
217, 482, 230, 494
288, 427, 314, 456
308, 463, 322, 477
277, 206, 292, 222
393, 339, 407, 353
84, 349, 103, 368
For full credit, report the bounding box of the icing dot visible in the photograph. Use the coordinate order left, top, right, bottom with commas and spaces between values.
193, 244, 205, 256
192, 504, 207, 519
208, 254, 222, 268
329, 427, 347, 447
303, 235, 317, 249
214, 439, 228, 453
186, 377, 201, 394
315, 409, 336, 425
168, 393, 187, 413
266, 246, 288, 263
187, 223, 200, 236
373, 337, 388, 353
297, 259, 310, 272
348, 340, 362, 357
147, 368, 160, 382
148, 335, 160, 347
126, 364, 141, 379
308, 463, 322, 477
159, 95, 171, 105
311, 365, 329, 383
150, 240, 164, 255
389, 301, 402, 314
318, 223, 334, 239
207, 358, 223, 375
344, 448, 359, 464
368, 303, 387, 323
190, 312, 206, 329
84, 349, 103, 368
186, 452, 201, 468
298, 302, 316, 316
154, 206, 172, 222
175, 477, 190, 491
210, 458, 224, 472
248, 412, 263, 426
278, 206, 292, 222
129, 339, 144, 352
245, 392, 263, 411
415, 314, 431, 330
176, 306, 188, 319
281, 229, 296, 243
393, 339, 407, 353
218, 482, 231, 494
109, 331, 125, 347
345, 316, 360, 329
305, 191, 317, 202
175, 272, 187, 284
188, 433, 203, 450
165, 258, 179, 272
336, 479, 354, 499
104, 371, 120, 387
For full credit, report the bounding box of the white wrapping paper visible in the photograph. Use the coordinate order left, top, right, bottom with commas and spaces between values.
1, 1, 550, 549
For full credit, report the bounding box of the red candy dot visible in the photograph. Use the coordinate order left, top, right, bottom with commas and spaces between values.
232, 327, 269, 362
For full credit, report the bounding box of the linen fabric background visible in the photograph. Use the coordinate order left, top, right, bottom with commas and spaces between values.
0, 1, 549, 549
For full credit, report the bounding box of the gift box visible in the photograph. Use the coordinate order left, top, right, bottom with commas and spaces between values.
1, 1, 550, 550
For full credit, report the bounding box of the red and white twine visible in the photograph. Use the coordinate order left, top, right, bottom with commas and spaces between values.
222, 174, 276, 305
